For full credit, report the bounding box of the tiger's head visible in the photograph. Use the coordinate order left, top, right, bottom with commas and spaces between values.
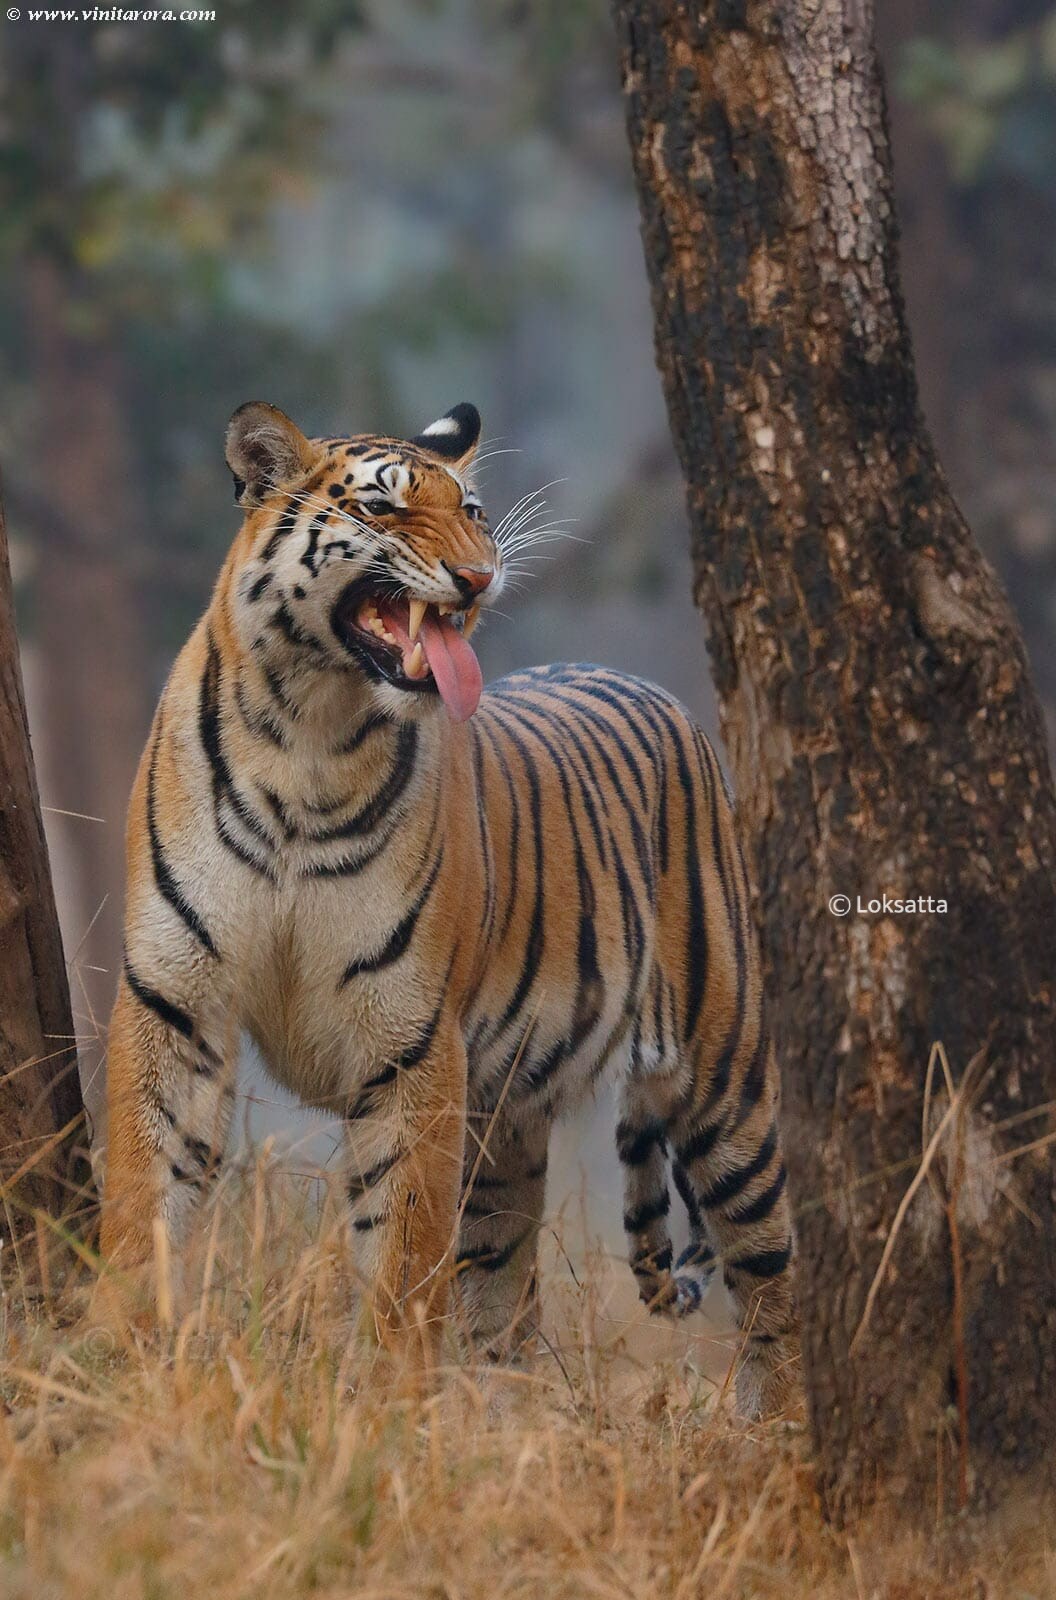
225, 400, 502, 722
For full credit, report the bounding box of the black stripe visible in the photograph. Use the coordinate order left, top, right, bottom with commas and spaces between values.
651, 971, 666, 1059
563, 672, 662, 774
340, 848, 442, 984
302, 816, 399, 879
489, 699, 605, 1055
260, 495, 301, 561
247, 570, 273, 604
352, 1212, 389, 1232
504, 684, 652, 872
146, 729, 219, 956
270, 598, 326, 655
584, 675, 672, 878
215, 811, 277, 881
671, 727, 708, 1045
183, 1134, 218, 1171
396, 982, 448, 1070
456, 1230, 531, 1274
631, 1244, 673, 1275
198, 635, 278, 877
465, 1172, 511, 1193
615, 1118, 666, 1168
676, 1239, 715, 1271
676, 1118, 724, 1169
724, 1244, 792, 1281
517, 1038, 566, 1098
512, 699, 613, 868
334, 710, 389, 757
603, 687, 710, 1010
262, 662, 300, 720
533, 678, 649, 808
494, 694, 609, 873
612, 850, 646, 1001
671, 1157, 703, 1231
299, 514, 329, 577
347, 1147, 402, 1199
307, 724, 418, 842
123, 957, 195, 1041
257, 785, 298, 842
123, 958, 219, 1075
304, 787, 356, 817
477, 717, 521, 943
623, 1190, 671, 1235
731, 1025, 771, 1129
484, 709, 545, 1045
344, 1063, 398, 1119
699, 1128, 779, 1212
235, 677, 288, 750
468, 723, 497, 951
727, 1163, 787, 1226
460, 1199, 506, 1220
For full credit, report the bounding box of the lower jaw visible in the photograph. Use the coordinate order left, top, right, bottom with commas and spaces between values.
339, 630, 440, 697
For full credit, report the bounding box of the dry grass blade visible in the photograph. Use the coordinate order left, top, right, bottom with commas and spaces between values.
850, 1040, 988, 1355
0, 1157, 1047, 1598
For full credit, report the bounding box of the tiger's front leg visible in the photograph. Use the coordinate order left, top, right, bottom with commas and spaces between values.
343, 1014, 467, 1366
99, 960, 236, 1318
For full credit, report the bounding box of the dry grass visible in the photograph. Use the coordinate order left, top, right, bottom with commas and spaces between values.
0, 1152, 1052, 1600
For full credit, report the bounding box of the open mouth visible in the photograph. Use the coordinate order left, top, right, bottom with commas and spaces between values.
331, 580, 484, 722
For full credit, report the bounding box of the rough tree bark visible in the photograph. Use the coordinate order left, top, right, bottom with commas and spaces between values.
611, 0, 1056, 1521
26, 255, 150, 1040
0, 488, 94, 1251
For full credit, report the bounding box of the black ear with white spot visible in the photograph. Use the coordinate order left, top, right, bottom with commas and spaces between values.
225, 401, 320, 509
411, 402, 481, 470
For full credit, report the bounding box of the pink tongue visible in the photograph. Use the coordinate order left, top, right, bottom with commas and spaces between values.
418, 611, 483, 722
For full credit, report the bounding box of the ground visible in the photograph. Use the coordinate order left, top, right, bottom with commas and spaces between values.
0, 1159, 1050, 1600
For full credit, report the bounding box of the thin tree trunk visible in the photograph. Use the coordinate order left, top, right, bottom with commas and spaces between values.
611, 0, 1056, 1521
0, 486, 94, 1254
26, 256, 150, 1045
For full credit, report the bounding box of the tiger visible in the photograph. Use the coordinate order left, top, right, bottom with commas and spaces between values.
99, 398, 796, 1416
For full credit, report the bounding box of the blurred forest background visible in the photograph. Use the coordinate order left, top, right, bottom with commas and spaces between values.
2, 0, 1055, 1250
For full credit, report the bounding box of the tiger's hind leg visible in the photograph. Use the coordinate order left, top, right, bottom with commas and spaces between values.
456, 1108, 549, 1361
615, 1074, 677, 1313
669, 1044, 796, 1418
669, 1154, 716, 1311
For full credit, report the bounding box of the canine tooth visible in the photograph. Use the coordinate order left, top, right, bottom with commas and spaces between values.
464, 603, 481, 638
408, 598, 427, 640
407, 642, 425, 677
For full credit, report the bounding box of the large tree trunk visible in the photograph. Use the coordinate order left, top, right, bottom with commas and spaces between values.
611, 0, 1056, 1522
0, 488, 94, 1252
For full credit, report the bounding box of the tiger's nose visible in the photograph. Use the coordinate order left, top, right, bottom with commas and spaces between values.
444, 562, 493, 600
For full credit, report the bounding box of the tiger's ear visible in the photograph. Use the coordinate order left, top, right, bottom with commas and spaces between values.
225, 402, 320, 508
411, 402, 481, 471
